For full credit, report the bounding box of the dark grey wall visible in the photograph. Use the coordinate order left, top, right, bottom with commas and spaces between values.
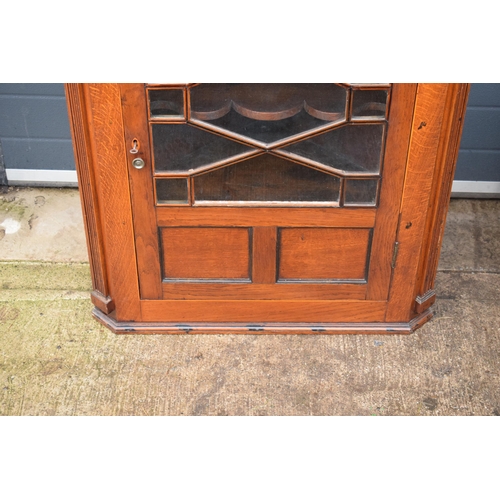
0, 83, 74, 171
455, 84, 500, 182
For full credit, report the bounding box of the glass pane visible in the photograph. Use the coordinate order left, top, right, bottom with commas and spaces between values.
281, 124, 385, 174
194, 154, 340, 204
156, 178, 189, 205
149, 89, 184, 118
152, 124, 254, 173
352, 90, 388, 119
189, 84, 347, 144
344, 179, 379, 205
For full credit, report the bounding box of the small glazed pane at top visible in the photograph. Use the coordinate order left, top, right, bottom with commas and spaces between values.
149, 89, 185, 118
351, 90, 388, 119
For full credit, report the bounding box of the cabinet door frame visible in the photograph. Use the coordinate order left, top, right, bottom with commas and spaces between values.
120, 84, 415, 306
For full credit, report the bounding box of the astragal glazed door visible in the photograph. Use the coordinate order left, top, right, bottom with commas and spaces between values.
118, 83, 416, 324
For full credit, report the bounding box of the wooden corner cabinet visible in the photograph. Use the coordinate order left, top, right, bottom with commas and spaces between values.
66, 83, 469, 334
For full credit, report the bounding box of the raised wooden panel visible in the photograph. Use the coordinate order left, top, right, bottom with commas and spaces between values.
278, 228, 371, 281
161, 227, 251, 280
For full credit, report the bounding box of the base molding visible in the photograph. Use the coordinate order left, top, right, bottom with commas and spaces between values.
92, 308, 433, 335
91, 291, 115, 314
415, 289, 436, 313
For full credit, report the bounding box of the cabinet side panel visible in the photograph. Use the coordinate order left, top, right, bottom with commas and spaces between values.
65, 84, 114, 314
413, 84, 470, 312
385, 84, 450, 322
85, 84, 142, 321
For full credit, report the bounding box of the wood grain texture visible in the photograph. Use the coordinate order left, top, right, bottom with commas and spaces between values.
161, 282, 366, 300
366, 84, 417, 300
161, 227, 251, 280
278, 228, 371, 281
385, 84, 450, 322
65, 84, 112, 312
85, 84, 141, 321
252, 226, 277, 283
119, 84, 163, 299
141, 299, 386, 323
156, 207, 376, 227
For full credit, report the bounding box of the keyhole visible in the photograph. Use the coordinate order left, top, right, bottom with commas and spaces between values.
130, 139, 140, 154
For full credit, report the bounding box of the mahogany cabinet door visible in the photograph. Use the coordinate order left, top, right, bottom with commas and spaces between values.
117, 84, 416, 323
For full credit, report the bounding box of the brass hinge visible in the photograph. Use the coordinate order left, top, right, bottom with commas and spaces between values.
391, 241, 400, 269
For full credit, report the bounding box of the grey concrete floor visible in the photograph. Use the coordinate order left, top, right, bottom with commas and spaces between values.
0, 187, 499, 416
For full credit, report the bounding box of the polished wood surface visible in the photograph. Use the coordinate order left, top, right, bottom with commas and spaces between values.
156, 206, 376, 227
252, 226, 278, 284
278, 228, 370, 281
161, 227, 251, 280
160, 282, 367, 300
140, 299, 387, 323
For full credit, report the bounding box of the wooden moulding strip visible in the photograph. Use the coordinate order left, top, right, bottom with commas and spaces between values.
65, 84, 113, 313
156, 207, 376, 228
93, 308, 432, 335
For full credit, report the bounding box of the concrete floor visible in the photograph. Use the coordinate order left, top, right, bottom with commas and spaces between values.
0, 187, 499, 416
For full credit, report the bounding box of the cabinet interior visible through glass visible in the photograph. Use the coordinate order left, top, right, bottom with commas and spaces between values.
148, 84, 390, 207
